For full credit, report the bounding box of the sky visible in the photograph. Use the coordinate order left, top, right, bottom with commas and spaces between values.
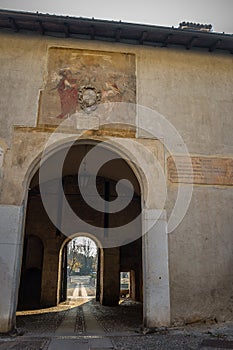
0, 0, 232, 34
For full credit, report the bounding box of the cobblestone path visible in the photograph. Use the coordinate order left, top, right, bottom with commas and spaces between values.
0, 299, 233, 349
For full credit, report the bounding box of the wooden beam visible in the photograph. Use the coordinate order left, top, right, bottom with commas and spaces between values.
90, 25, 95, 40
8, 17, 19, 32
36, 20, 44, 35
209, 39, 222, 52
139, 31, 148, 45
64, 22, 70, 37
161, 33, 172, 47
115, 28, 121, 42
186, 36, 198, 50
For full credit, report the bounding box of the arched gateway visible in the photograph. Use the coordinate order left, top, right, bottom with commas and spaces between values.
0, 137, 170, 333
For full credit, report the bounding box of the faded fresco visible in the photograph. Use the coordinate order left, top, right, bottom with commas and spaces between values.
38, 48, 136, 126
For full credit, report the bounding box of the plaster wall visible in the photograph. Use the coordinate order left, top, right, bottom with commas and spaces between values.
0, 30, 232, 328
168, 185, 233, 324
0, 31, 232, 152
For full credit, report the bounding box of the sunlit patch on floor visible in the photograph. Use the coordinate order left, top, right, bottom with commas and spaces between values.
16, 298, 90, 316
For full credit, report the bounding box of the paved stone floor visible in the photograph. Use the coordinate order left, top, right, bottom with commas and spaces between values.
1, 299, 233, 349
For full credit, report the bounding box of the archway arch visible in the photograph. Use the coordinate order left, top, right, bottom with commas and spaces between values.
58, 233, 101, 304
15, 136, 170, 328
22, 137, 148, 210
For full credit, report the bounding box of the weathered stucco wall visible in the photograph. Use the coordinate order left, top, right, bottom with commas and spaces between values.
168, 185, 233, 324
0, 33, 47, 141
0, 30, 233, 329
137, 47, 233, 155
1, 31, 232, 149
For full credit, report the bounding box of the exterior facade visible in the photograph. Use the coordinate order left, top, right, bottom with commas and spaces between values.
0, 10, 233, 333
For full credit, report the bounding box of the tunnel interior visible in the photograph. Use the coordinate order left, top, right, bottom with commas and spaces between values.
17, 142, 143, 311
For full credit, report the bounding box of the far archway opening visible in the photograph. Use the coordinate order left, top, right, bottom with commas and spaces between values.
120, 272, 130, 299
63, 236, 98, 302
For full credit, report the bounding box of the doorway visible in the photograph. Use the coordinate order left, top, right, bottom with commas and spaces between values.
17, 141, 143, 313
66, 236, 98, 301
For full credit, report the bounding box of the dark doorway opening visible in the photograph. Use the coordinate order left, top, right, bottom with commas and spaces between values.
17, 235, 44, 310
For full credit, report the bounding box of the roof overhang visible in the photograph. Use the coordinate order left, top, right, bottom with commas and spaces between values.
0, 9, 232, 54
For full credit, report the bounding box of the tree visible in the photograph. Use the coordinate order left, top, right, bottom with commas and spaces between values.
67, 237, 97, 275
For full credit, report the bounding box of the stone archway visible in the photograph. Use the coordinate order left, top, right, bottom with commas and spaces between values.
0, 136, 170, 332
18, 142, 143, 310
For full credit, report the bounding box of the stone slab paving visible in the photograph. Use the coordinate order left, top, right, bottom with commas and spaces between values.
47, 301, 114, 349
